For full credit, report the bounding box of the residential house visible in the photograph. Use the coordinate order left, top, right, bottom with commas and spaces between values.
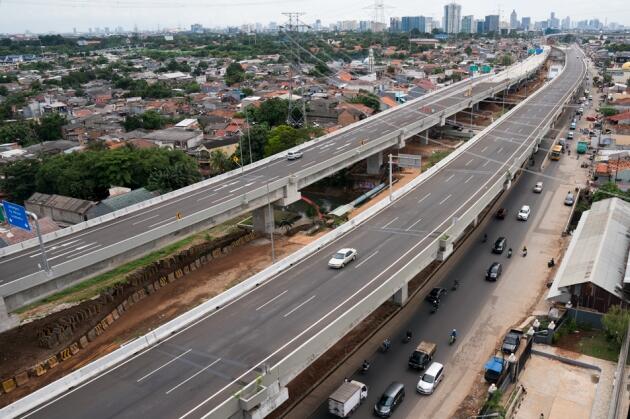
336, 103, 375, 127
86, 188, 158, 219
25, 192, 95, 226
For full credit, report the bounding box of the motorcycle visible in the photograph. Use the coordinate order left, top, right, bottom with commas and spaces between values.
379, 339, 391, 353
507, 248, 513, 258
522, 247, 528, 257
451, 280, 459, 291
403, 331, 412, 344
449, 334, 457, 345
361, 361, 370, 374
430, 300, 439, 314
548, 258, 556, 268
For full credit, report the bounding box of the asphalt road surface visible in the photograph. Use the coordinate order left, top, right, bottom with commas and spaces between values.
0, 73, 500, 285
307, 110, 577, 419
14, 47, 586, 419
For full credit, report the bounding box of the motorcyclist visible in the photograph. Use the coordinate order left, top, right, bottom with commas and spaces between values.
382, 338, 391, 350
507, 248, 513, 258
362, 360, 370, 370
406, 330, 413, 340
483, 233, 488, 243
522, 246, 528, 256
450, 329, 458, 339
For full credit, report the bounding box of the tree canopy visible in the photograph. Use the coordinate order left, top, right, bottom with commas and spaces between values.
225, 62, 245, 86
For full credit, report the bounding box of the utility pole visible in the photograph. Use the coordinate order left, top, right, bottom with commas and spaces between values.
281, 12, 309, 127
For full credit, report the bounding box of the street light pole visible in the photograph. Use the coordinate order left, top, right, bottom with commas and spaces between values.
245, 104, 253, 165
26, 211, 50, 273
388, 153, 393, 202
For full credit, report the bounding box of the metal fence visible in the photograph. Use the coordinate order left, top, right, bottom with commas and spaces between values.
608, 323, 630, 419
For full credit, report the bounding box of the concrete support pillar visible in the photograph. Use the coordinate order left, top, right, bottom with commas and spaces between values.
253, 206, 274, 234
279, 176, 301, 206
472, 215, 479, 228
440, 114, 446, 126
366, 152, 383, 175
393, 283, 408, 306
0, 297, 17, 333
423, 130, 429, 145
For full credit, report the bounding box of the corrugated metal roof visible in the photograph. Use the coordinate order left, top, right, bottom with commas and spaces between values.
26, 193, 95, 214
548, 198, 630, 301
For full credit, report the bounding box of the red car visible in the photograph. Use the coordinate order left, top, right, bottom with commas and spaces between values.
586, 116, 597, 122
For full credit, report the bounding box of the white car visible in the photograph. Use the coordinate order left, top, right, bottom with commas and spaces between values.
416, 362, 444, 395
517, 205, 531, 221
533, 182, 543, 193
565, 192, 575, 206
328, 248, 357, 268
287, 150, 303, 160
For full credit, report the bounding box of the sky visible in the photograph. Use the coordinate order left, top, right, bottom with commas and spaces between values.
0, 0, 628, 34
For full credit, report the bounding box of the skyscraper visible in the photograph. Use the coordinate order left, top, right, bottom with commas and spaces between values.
443, 2, 462, 34
521, 17, 531, 31
401, 16, 422, 32
389, 17, 401, 32
461, 15, 474, 33
484, 15, 499, 33
510, 10, 519, 29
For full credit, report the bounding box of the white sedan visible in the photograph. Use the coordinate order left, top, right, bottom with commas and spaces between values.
328, 248, 357, 268
517, 205, 531, 221
533, 182, 543, 193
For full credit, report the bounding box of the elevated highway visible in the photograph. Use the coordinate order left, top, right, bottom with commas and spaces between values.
1, 46, 587, 419
0, 50, 548, 318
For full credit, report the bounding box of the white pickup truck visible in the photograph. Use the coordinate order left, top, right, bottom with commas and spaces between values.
328, 380, 368, 418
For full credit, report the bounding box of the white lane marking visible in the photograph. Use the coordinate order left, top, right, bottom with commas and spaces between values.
283, 295, 316, 318
445, 174, 455, 182
197, 193, 218, 202
355, 251, 379, 268
481, 146, 488, 153
256, 290, 288, 311
228, 182, 255, 194
267, 176, 280, 182
482, 160, 490, 168
48, 243, 101, 261
382, 217, 399, 229
149, 219, 173, 228
465, 175, 474, 184
137, 349, 192, 383
336, 143, 352, 151
438, 194, 452, 205
406, 218, 423, 231
165, 358, 221, 395
302, 161, 317, 168
465, 159, 474, 166
418, 193, 431, 204
497, 147, 504, 154
132, 214, 160, 225
31, 240, 84, 258
519, 127, 525, 133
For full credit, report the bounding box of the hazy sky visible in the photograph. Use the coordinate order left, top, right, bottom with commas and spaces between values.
0, 0, 628, 34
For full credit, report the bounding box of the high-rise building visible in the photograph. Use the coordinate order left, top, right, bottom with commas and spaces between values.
510, 10, 519, 29
461, 15, 474, 33
390, 17, 401, 32
402, 16, 432, 33
549, 12, 560, 29
521, 17, 531, 31
424, 17, 434, 33
484, 15, 499, 33
443, 2, 462, 34
561, 16, 571, 30
314, 19, 322, 31
191, 23, 203, 33
476, 20, 484, 33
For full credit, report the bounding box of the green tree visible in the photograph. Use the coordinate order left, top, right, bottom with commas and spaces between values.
36, 113, 66, 142
501, 54, 513, 66
349, 91, 381, 113
602, 305, 630, 346
123, 115, 143, 132
1, 159, 41, 203
225, 62, 245, 86
147, 161, 201, 193
184, 82, 200, 94
599, 106, 619, 117
247, 98, 290, 127
233, 123, 269, 164
208, 150, 232, 174
241, 87, 254, 97
592, 182, 630, 203
0, 85, 7, 96
0, 121, 38, 145
141, 110, 167, 130
264, 125, 309, 157
464, 46, 473, 55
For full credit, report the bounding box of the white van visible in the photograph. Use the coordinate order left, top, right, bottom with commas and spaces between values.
416, 362, 444, 395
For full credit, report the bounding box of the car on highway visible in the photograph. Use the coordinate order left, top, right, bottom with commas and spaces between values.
374, 382, 405, 417
425, 287, 447, 303
328, 248, 357, 268
517, 205, 531, 221
486, 262, 503, 281
286, 150, 303, 160
492, 237, 507, 254
416, 362, 444, 395
533, 182, 543, 193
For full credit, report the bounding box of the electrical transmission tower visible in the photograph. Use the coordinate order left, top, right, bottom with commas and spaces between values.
280, 12, 310, 127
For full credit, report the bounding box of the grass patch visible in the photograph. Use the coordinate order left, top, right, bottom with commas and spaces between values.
16, 235, 200, 314
425, 150, 452, 169
576, 332, 619, 362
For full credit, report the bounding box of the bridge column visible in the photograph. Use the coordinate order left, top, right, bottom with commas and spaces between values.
0, 297, 17, 333
393, 283, 408, 306
252, 206, 274, 234
278, 175, 301, 206
423, 130, 429, 145
366, 152, 383, 175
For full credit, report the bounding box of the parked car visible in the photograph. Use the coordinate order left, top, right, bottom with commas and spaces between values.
425, 287, 447, 303
567, 131, 574, 139
486, 262, 503, 281
287, 150, 303, 160
564, 192, 575, 206
492, 237, 507, 254
517, 205, 531, 221
328, 248, 357, 268
416, 362, 444, 395
570, 122, 576, 130
495, 208, 507, 219
577, 107, 584, 115
374, 382, 405, 417
501, 330, 523, 354
533, 182, 543, 193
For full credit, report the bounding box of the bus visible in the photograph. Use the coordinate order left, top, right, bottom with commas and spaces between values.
550, 145, 563, 160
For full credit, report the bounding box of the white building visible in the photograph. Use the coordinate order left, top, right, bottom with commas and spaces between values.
443, 2, 462, 34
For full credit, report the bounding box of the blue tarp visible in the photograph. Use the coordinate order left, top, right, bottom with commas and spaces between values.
484, 356, 505, 373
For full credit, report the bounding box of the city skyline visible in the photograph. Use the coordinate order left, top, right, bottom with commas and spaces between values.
0, 0, 628, 34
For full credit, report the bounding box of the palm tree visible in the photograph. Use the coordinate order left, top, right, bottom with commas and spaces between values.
209, 150, 231, 174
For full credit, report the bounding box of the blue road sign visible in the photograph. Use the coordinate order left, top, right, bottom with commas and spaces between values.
2, 201, 31, 231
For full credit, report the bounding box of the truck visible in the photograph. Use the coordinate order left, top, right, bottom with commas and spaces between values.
577, 140, 588, 154
328, 380, 368, 418
408, 341, 437, 370
484, 355, 508, 383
